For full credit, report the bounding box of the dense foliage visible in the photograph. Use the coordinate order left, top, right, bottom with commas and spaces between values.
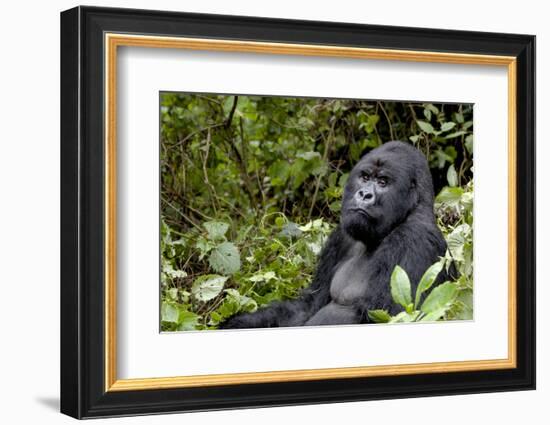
160, 94, 474, 331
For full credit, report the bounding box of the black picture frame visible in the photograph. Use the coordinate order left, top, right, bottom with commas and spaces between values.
60, 5, 536, 419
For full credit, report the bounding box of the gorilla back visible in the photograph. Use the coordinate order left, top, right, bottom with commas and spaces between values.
220, 141, 449, 329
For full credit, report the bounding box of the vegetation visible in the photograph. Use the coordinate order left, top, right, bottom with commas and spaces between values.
160, 93, 474, 331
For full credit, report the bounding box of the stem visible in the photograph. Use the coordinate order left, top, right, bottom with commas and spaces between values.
378, 101, 395, 141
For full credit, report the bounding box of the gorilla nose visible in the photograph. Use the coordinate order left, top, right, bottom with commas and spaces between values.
356, 189, 375, 205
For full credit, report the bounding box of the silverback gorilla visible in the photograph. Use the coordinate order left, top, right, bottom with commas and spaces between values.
220, 141, 448, 329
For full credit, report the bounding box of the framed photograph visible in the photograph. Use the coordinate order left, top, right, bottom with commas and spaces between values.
60, 6, 535, 419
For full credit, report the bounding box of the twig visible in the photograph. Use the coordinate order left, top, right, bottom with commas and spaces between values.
201, 129, 220, 214
378, 101, 395, 141
176, 123, 224, 148
161, 197, 201, 229
308, 121, 336, 219
225, 95, 239, 128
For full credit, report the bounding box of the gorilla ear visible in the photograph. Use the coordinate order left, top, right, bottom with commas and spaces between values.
410, 178, 417, 190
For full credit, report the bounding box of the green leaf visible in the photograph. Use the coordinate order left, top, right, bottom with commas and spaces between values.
177, 310, 199, 331
435, 186, 464, 208
390, 265, 412, 309
421, 282, 458, 314
248, 271, 276, 283
368, 309, 391, 323
161, 302, 178, 323
416, 120, 435, 134
166, 268, 187, 279
446, 223, 471, 262
268, 160, 291, 186
296, 151, 321, 161
389, 311, 420, 323
167, 288, 178, 300
209, 242, 241, 275
425, 103, 439, 115
290, 159, 309, 189
204, 221, 229, 241
444, 130, 468, 139
224, 288, 258, 313
195, 237, 214, 260
192, 274, 228, 302
420, 308, 448, 322
465, 134, 474, 154
414, 261, 444, 309
440, 122, 456, 132
447, 164, 458, 187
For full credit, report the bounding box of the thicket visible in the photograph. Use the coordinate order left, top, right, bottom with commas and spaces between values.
159, 94, 474, 331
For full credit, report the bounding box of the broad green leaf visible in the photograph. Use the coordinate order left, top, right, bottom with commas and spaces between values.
440, 122, 456, 132
368, 309, 391, 323
166, 268, 187, 279
268, 160, 291, 187
444, 130, 468, 139
209, 242, 241, 275
224, 288, 258, 313
361, 114, 380, 133
296, 151, 321, 161
421, 282, 458, 314
192, 274, 228, 302
390, 265, 412, 309
167, 288, 178, 300
446, 224, 471, 262
465, 134, 474, 154
435, 186, 464, 208
329, 200, 341, 212
447, 164, 458, 187
461, 191, 474, 214
416, 120, 435, 134
248, 271, 276, 283
338, 173, 349, 188
290, 159, 309, 189
414, 261, 444, 309
195, 237, 214, 260
425, 103, 439, 115
453, 289, 474, 320
298, 221, 313, 232
420, 308, 448, 322
177, 310, 199, 331
204, 221, 229, 241
161, 302, 178, 323
279, 222, 302, 238
389, 311, 420, 323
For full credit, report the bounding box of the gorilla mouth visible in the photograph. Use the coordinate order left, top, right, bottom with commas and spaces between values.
349, 207, 372, 219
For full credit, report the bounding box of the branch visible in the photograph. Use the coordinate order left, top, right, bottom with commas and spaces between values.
225, 95, 239, 128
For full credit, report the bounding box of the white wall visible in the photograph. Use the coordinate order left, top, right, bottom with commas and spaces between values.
0, 0, 545, 423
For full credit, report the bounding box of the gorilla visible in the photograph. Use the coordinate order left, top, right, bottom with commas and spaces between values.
220, 141, 449, 329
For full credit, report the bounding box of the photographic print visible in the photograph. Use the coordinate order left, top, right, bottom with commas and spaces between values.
160, 94, 474, 331
61, 8, 535, 417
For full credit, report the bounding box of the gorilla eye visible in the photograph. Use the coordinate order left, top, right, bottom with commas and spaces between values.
361, 172, 371, 182
377, 177, 388, 187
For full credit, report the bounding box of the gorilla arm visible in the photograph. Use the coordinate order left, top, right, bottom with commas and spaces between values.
219, 226, 351, 329
352, 211, 448, 318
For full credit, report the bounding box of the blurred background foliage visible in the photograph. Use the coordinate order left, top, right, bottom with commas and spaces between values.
160, 93, 474, 331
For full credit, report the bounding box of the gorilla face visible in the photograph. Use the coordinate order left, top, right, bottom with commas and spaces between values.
341, 141, 432, 246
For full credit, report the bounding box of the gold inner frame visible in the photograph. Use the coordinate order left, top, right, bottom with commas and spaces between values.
104, 33, 517, 392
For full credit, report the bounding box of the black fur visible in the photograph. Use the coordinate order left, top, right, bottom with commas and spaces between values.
220, 141, 449, 329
